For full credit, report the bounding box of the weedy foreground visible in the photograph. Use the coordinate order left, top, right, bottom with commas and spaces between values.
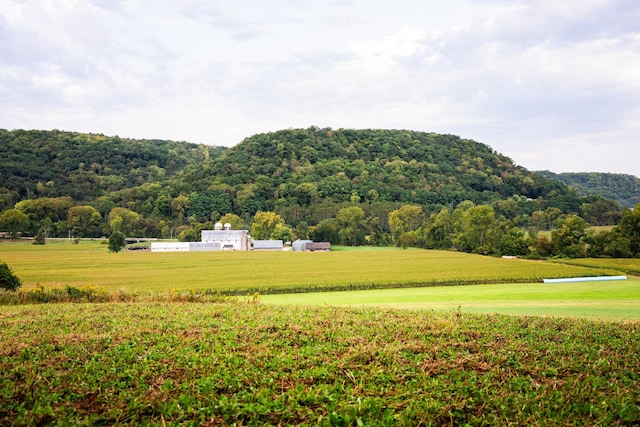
1, 302, 638, 425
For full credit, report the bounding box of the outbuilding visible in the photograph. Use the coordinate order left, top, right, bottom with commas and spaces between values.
252, 240, 284, 251
306, 242, 331, 252
292, 239, 313, 252
201, 223, 251, 251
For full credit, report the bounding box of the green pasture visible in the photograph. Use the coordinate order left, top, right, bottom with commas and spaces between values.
0, 240, 625, 293
262, 279, 640, 321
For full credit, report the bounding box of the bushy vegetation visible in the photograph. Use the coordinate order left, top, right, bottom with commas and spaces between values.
0, 261, 21, 291
1, 303, 638, 425
0, 284, 232, 305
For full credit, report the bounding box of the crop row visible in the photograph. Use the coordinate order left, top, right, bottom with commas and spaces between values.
0, 242, 624, 293
1, 302, 638, 425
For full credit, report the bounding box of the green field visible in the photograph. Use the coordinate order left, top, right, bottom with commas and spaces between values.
2, 302, 639, 425
262, 280, 640, 321
0, 240, 626, 294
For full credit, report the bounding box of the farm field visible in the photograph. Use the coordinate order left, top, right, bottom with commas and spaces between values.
1, 302, 639, 425
2, 242, 640, 424
262, 279, 640, 321
0, 240, 626, 294
552, 257, 640, 276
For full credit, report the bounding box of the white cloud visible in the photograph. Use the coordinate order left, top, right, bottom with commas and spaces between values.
0, 0, 639, 176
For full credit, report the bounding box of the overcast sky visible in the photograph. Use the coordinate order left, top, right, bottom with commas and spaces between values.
2, 0, 639, 176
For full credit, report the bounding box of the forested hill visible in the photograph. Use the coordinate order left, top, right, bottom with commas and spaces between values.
181, 127, 577, 213
1, 127, 588, 236
0, 129, 227, 204
538, 171, 640, 208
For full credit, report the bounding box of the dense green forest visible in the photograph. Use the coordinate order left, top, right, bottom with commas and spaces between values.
0, 129, 227, 206
1, 127, 638, 258
539, 171, 640, 208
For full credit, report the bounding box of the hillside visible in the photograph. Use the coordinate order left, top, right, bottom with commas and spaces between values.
1, 127, 597, 241
182, 127, 579, 214
0, 129, 227, 208
538, 171, 640, 207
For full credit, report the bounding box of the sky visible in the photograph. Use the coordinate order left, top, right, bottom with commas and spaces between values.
1, 0, 640, 176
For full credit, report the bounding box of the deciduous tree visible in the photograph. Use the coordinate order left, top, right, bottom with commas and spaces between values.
0, 209, 29, 238
388, 205, 424, 241
251, 211, 285, 239
68, 206, 102, 238
336, 206, 365, 246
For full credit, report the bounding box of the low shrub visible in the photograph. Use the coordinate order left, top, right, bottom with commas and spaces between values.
0, 261, 22, 291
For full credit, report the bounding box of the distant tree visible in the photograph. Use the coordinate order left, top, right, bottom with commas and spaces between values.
388, 205, 424, 242
15, 197, 73, 235
33, 228, 46, 245
580, 197, 621, 226
271, 223, 296, 242
0, 209, 30, 238
218, 213, 247, 230
293, 183, 318, 206
0, 261, 22, 291
295, 221, 310, 240
532, 234, 554, 258
551, 214, 589, 257
68, 205, 102, 238
544, 207, 563, 230
396, 232, 417, 249
310, 219, 340, 244
455, 205, 500, 255
614, 203, 640, 255
170, 194, 189, 224
108, 207, 140, 236
422, 207, 454, 249
365, 189, 379, 204
187, 189, 233, 222
529, 210, 547, 232
251, 211, 285, 239
108, 231, 126, 253
498, 228, 530, 257
336, 206, 366, 246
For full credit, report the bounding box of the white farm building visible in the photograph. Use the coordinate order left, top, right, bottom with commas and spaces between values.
201, 223, 251, 251
150, 223, 251, 252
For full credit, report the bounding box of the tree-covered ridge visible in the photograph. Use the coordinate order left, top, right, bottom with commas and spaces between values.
3, 127, 631, 258
197, 127, 576, 212
538, 171, 640, 208
0, 129, 227, 205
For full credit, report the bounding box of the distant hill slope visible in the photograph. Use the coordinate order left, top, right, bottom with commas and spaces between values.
1, 127, 583, 219
180, 127, 579, 213
538, 171, 640, 207
0, 129, 227, 203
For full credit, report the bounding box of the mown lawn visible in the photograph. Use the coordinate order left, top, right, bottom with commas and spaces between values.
1, 303, 638, 425
262, 279, 640, 321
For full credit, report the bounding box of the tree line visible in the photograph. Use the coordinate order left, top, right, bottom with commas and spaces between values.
2, 193, 638, 258
0, 127, 635, 258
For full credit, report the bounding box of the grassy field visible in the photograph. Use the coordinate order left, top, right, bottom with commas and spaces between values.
0, 240, 625, 294
1, 302, 638, 425
262, 279, 640, 321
